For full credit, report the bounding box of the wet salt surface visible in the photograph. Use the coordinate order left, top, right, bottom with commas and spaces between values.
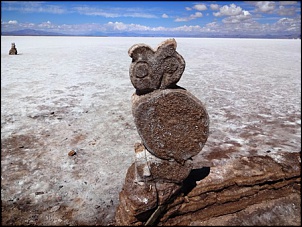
1, 36, 301, 225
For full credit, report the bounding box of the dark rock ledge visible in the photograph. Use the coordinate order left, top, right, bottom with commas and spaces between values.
115, 152, 300, 226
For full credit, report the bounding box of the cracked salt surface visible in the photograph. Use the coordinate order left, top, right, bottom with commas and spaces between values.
1, 36, 301, 225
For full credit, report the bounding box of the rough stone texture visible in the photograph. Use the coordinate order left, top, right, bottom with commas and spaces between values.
156, 151, 301, 226
134, 143, 193, 184
129, 39, 185, 94
147, 157, 193, 184
195, 194, 301, 226
116, 163, 158, 220
132, 89, 209, 164
155, 182, 182, 206
9, 42, 18, 55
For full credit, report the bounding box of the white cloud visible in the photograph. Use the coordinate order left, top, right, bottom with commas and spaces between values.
39, 5, 66, 14
106, 21, 151, 32
193, 4, 207, 11
255, 1, 276, 13
175, 12, 203, 22
277, 17, 295, 24
171, 25, 202, 32
206, 22, 218, 27
279, 1, 298, 6
194, 12, 203, 17
222, 10, 252, 24
213, 3, 242, 17
2, 2, 66, 14
185, 7, 192, 11
73, 6, 119, 17
8, 20, 18, 24
38, 21, 56, 28
204, 22, 220, 32
107, 21, 127, 30
162, 14, 169, 18
174, 18, 188, 22
278, 6, 297, 16
276, 16, 300, 26
268, 16, 301, 33
123, 13, 157, 18
3, 2, 159, 19
73, 6, 157, 18
150, 26, 166, 32
2, 18, 300, 37
210, 4, 220, 11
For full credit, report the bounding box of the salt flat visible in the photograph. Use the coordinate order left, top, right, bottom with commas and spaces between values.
1, 36, 301, 225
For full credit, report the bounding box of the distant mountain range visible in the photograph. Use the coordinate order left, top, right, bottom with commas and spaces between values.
1, 29, 69, 36
1, 29, 300, 39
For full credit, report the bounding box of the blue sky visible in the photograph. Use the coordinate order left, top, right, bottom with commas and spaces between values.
1, 1, 301, 37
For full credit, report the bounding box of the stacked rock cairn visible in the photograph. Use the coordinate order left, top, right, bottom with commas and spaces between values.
115, 38, 210, 226
9, 43, 18, 55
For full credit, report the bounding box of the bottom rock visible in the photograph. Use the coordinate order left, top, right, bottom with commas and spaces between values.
115, 152, 301, 226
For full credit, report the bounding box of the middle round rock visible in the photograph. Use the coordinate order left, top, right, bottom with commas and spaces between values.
132, 88, 210, 164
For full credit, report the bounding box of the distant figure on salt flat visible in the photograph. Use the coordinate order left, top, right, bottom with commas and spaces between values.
9, 43, 18, 55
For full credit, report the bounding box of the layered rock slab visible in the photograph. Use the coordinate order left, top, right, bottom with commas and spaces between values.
115, 152, 300, 226
157, 152, 301, 226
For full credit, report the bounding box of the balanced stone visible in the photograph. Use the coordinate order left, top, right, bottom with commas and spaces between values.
129, 38, 185, 94
115, 38, 210, 226
9, 43, 18, 55
132, 88, 209, 164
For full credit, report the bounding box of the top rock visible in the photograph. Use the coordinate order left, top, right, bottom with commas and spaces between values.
128, 39, 185, 94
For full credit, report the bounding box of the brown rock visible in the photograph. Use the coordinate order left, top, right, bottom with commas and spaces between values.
9, 43, 18, 55
156, 182, 182, 206
147, 154, 193, 184
132, 89, 209, 164
134, 142, 193, 183
68, 150, 76, 156
115, 193, 144, 226
122, 163, 158, 215
128, 39, 185, 94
